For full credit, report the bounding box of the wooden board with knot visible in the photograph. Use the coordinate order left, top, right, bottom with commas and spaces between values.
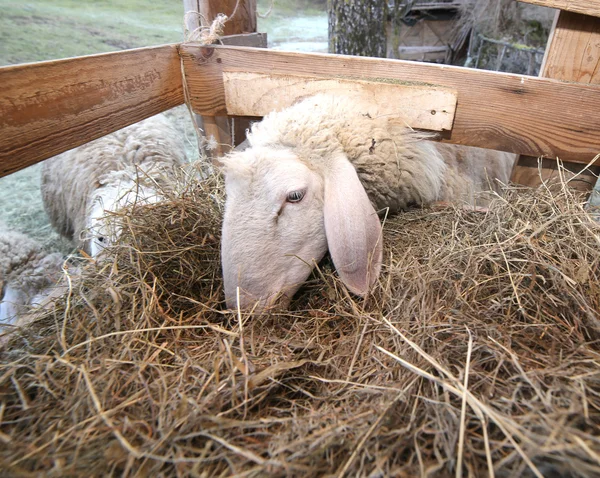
222, 72, 458, 132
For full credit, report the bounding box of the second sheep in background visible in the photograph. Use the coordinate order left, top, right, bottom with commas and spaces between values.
0, 225, 65, 327
41, 114, 187, 257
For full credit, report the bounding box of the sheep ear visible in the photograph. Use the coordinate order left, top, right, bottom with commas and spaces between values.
323, 153, 383, 296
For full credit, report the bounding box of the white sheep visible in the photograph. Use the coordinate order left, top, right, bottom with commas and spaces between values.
220, 94, 516, 310
41, 114, 187, 256
0, 226, 64, 327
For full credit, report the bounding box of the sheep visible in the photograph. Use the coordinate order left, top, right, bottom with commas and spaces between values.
220, 93, 516, 310
0, 225, 64, 327
41, 114, 187, 256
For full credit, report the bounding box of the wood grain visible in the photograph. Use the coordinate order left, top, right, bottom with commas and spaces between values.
223, 72, 458, 131
0, 45, 183, 178
184, 2, 265, 155
511, 155, 600, 191
180, 44, 600, 163
518, 0, 600, 18
511, 10, 600, 187
199, 0, 257, 36
202, 115, 231, 156
220, 32, 267, 48
541, 11, 600, 83
194, 0, 258, 154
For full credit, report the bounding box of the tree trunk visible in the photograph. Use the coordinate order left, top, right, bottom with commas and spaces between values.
328, 0, 387, 58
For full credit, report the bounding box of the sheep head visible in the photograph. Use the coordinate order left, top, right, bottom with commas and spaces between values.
220, 145, 382, 311
86, 174, 162, 257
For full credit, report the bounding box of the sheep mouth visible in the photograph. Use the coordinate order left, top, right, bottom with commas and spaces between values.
225, 287, 293, 314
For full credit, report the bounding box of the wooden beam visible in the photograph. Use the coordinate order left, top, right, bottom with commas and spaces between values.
511, 156, 600, 191
199, 0, 257, 36
190, 0, 259, 155
184, 1, 264, 156
0, 45, 183, 178
517, 0, 600, 19
180, 44, 600, 163
511, 9, 600, 188
223, 72, 457, 131
183, 0, 209, 156
186, 1, 262, 40
220, 32, 267, 48
540, 10, 600, 83
397, 45, 450, 62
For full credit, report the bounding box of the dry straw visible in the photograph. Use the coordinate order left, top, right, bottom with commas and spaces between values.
1, 168, 600, 477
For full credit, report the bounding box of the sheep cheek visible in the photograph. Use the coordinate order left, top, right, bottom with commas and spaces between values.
221, 202, 327, 312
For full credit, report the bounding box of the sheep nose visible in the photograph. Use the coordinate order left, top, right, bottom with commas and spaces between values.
225, 288, 261, 311
225, 288, 287, 314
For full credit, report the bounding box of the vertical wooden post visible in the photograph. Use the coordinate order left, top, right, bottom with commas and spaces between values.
183, 0, 257, 156
539, 10, 600, 84
510, 9, 600, 190
199, 0, 256, 35
183, 0, 208, 153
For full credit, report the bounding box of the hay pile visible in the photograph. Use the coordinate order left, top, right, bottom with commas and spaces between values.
2, 175, 600, 477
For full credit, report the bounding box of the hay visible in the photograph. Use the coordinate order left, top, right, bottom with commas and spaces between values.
2, 172, 600, 477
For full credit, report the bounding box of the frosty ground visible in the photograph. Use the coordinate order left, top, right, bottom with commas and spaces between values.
0, 0, 327, 252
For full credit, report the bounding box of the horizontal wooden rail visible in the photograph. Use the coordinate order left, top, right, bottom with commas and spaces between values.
222, 72, 458, 131
518, 0, 600, 18
3, 40, 600, 177
0, 45, 183, 177
180, 44, 600, 163
220, 32, 267, 47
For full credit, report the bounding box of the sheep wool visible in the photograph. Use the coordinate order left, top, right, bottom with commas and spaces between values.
41, 114, 187, 253
0, 226, 63, 325
246, 94, 516, 213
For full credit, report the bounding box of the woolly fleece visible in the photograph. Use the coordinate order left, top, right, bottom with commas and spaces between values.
41, 114, 187, 251
245, 94, 516, 213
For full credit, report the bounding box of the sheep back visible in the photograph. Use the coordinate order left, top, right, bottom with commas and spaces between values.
0, 227, 63, 309
41, 114, 186, 247
247, 94, 514, 214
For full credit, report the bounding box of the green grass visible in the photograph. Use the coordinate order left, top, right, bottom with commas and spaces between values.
0, 0, 185, 65
257, 0, 327, 48
0, 0, 327, 65
0, 0, 327, 249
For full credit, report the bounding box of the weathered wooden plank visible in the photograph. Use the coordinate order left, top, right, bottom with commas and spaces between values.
199, 0, 257, 36
180, 44, 600, 163
511, 156, 600, 191
540, 10, 600, 83
518, 0, 600, 18
202, 115, 232, 155
0, 45, 183, 178
511, 10, 600, 187
397, 47, 449, 63
190, 0, 258, 155
223, 72, 457, 131
220, 32, 267, 48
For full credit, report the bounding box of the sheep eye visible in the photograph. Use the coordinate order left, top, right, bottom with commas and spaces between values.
287, 190, 305, 203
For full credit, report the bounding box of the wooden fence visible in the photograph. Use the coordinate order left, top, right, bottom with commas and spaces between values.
1, 0, 599, 187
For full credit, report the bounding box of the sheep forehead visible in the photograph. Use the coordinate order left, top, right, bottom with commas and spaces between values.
258, 156, 314, 192
226, 148, 316, 200
93, 179, 159, 210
